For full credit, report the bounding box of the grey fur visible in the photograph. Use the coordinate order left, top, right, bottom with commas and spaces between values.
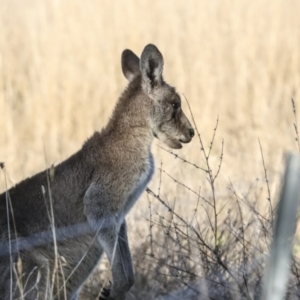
0, 44, 194, 300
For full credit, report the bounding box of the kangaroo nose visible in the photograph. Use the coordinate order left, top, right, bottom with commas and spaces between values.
189, 128, 195, 138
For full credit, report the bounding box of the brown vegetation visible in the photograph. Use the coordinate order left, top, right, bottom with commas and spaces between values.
1, 0, 300, 299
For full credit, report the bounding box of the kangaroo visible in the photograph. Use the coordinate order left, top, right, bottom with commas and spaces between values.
0, 44, 194, 300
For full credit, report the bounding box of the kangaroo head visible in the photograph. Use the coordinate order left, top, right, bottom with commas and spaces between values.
121, 44, 194, 149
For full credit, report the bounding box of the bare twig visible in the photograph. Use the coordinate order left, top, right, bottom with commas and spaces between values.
160, 168, 212, 207
291, 98, 300, 154
258, 139, 273, 222
213, 139, 224, 183
147, 194, 155, 257
158, 146, 207, 172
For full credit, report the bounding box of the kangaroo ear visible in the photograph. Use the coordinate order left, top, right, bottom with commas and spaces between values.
140, 44, 164, 91
121, 49, 141, 82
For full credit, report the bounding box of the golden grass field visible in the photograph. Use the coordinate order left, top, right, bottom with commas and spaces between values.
1, 0, 300, 297
1, 0, 300, 205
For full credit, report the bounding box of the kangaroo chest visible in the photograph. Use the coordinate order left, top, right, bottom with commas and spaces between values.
122, 153, 154, 217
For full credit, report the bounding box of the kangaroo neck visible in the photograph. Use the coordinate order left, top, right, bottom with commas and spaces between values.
102, 85, 153, 150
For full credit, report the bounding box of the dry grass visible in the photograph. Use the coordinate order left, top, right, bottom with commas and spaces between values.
1, 0, 300, 298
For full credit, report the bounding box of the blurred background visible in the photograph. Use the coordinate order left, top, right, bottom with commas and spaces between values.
2, 0, 300, 227
1, 0, 300, 298
1, 0, 300, 228
1, 0, 300, 187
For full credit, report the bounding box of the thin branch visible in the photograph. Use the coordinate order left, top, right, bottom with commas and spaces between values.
291, 98, 300, 154
158, 146, 207, 173
258, 138, 273, 222
160, 169, 212, 207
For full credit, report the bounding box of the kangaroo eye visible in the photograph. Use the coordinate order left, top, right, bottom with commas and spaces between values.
172, 102, 180, 110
